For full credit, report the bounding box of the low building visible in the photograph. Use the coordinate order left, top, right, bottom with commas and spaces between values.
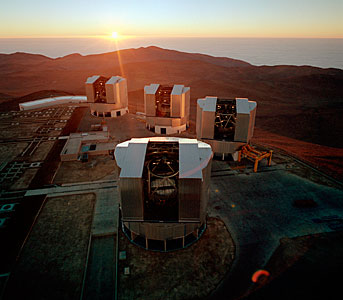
144, 84, 190, 134
196, 97, 257, 159
85, 75, 128, 117
115, 137, 213, 251
19, 96, 87, 111
60, 131, 113, 161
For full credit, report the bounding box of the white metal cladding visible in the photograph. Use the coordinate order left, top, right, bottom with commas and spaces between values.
116, 139, 148, 178
179, 178, 202, 221
120, 178, 144, 220
144, 83, 160, 95
179, 139, 203, 179
234, 113, 250, 142
183, 86, 190, 95
19, 96, 87, 110
124, 221, 201, 240
106, 76, 121, 85
115, 137, 212, 179
115, 137, 212, 222
86, 75, 100, 84
196, 96, 217, 139
85, 83, 95, 103
196, 96, 257, 145
235, 98, 254, 142
171, 85, 184, 95
197, 96, 217, 112
171, 92, 181, 117
116, 137, 213, 242
236, 98, 251, 114
248, 103, 257, 140
200, 158, 212, 221
196, 103, 203, 139
104, 76, 128, 107
183, 87, 190, 122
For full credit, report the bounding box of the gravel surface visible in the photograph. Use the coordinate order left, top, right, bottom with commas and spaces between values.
3, 194, 95, 300
118, 217, 235, 300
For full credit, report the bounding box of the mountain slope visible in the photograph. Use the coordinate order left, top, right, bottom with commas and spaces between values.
0, 46, 342, 148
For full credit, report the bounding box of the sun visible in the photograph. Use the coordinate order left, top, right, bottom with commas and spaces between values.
111, 32, 118, 39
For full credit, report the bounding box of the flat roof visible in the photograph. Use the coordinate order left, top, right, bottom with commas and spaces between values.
183, 86, 190, 94
19, 96, 87, 110
72, 131, 109, 141
86, 75, 100, 84
179, 139, 203, 179
144, 83, 160, 95
62, 137, 82, 156
236, 98, 251, 114
120, 142, 148, 178
249, 101, 257, 111
171, 85, 184, 95
61, 131, 109, 157
197, 96, 217, 112
106, 76, 124, 85
115, 137, 213, 179
197, 97, 257, 114
82, 142, 115, 152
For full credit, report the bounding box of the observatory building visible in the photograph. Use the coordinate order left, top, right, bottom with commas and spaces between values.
114, 137, 213, 251
144, 84, 190, 134
85, 75, 128, 117
196, 97, 257, 159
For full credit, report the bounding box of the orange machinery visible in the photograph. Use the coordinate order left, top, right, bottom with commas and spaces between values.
238, 144, 273, 172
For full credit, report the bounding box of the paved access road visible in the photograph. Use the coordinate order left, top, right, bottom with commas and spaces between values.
25, 179, 118, 197
207, 166, 343, 300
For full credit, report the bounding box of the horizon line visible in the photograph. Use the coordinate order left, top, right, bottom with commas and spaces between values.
0, 35, 342, 39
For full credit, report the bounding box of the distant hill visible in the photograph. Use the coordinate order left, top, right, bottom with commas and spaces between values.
0, 92, 12, 102
0, 46, 342, 149
0, 52, 52, 66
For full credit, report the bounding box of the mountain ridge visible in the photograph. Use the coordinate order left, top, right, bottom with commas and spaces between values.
0, 46, 342, 149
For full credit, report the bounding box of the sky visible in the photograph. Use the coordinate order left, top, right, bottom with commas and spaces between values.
1, 0, 342, 38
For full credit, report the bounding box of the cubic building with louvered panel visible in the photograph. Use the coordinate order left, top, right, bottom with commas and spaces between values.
144, 84, 190, 134
114, 137, 213, 251
196, 96, 257, 159
85, 75, 128, 117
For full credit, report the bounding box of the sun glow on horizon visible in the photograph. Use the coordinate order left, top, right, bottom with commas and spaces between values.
103, 32, 131, 41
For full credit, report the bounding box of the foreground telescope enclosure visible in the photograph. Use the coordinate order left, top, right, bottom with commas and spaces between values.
85, 75, 128, 117
197, 97, 257, 158
115, 137, 213, 251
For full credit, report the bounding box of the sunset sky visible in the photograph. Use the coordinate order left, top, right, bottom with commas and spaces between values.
1, 0, 342, 38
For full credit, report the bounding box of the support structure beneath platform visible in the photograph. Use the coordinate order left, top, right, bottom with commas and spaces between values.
238, 144, 273, 172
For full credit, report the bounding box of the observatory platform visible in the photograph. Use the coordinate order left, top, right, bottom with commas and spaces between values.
1, 103, 343, 300
115, 137, 213, 251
